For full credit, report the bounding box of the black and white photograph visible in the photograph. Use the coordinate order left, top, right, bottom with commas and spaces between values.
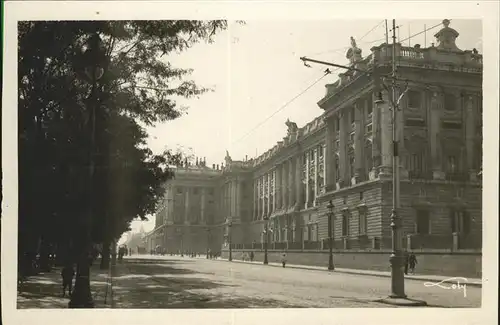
2, 1, 499, 325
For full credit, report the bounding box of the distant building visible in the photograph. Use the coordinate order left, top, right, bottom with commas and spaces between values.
147, 157, 225, 253
149, 20, 482, 254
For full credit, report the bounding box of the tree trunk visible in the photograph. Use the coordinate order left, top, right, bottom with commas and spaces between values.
68, 247, 94, 308
100, 241, 110, 270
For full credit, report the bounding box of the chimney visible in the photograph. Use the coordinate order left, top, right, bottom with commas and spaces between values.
221, 163, 224, 169
212, 164, 215, 169
245, 155, 248, 161
204, 157, 207, 166
216, 164, 219, 170
195, 157, 199, 166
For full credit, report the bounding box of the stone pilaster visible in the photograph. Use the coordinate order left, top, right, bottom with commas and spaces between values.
201, 188, 206, 223
338, 111, 347, 187
305, 151, 310, 208
354, 102, 364, 183
379, 90, 393, 178
267, 173, 271, 215
465, 94, 477, 181
295, 155, 303, 208
262, 176, 266, 217
288, 159, 294, 207
184, 188, 190, 225
371, 92, 381, 174
430, 91, 445, 180
276, 166, 282, 209
253, 180, 258, 220
282, 162, 288, 208
314, 147, 318, 205
237, 179, 243, 223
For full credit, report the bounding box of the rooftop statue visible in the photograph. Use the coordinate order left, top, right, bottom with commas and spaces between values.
285, 119, 298, 135
224, 150, 232, 165
434, 19, 461, 52
345, 36, 363, 65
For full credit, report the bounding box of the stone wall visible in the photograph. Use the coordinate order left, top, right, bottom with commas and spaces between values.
221, 249, 482, 278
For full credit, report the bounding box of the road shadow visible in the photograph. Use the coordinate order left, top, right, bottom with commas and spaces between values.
17, 266, 110, 309
113, 262, 303, 308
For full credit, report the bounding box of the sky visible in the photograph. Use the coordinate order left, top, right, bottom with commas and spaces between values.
124, 19, 482, 239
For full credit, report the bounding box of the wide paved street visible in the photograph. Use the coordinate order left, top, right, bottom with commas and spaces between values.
112, 256, 481, 308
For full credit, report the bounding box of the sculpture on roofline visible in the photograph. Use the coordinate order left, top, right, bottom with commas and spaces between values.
224, 150, 232, 166
285, 119, 298, 136
345, 36, 363, 65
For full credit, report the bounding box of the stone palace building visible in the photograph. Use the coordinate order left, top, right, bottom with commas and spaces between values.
145, 20, 483, 261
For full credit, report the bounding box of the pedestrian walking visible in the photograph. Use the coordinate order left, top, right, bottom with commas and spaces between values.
61, 264, 75, 297
404, 251, 409, 275
408, 252, 417, 274
281, 251, 287, 268
250, 251, 254, 262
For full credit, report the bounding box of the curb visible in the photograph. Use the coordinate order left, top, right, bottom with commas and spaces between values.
218, 258, 483, 288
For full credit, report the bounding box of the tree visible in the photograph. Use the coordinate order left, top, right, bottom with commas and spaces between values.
18, 20, 229, 277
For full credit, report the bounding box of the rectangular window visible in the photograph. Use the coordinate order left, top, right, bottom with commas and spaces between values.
349, 155, 355, 178
407, 90, 421, 109
450, 210, 471, 234
408, 153, 424, 176
335, 116, 340, 130
176, 187, 183, 194
366, 98, 373, 116
358, 209, 367, 235
342, 211, 349, 237
447, 155, 458, 173
365, 123, 373, 134
416, 210, 430, 235
444, 94, 456, 111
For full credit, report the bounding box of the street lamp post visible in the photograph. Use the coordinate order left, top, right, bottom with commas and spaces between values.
263, 215, 269, 265
327, 200, 335, 271
206, 227, 210, 259
69, 32, 106, 309
227, 221, 233, 262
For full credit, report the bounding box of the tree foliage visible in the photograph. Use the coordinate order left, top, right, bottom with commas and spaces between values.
18, 20, 228, 257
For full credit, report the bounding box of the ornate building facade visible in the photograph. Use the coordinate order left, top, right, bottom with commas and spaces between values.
147, 20, 482, 255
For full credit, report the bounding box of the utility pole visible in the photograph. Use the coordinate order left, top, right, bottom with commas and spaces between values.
388, 18, 405, 299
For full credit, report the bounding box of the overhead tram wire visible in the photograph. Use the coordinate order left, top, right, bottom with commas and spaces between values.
307, 20, 385, 57
399, 20, 450, 45
231, 70, 332, 146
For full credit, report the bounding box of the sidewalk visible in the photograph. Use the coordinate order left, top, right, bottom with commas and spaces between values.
17, 264, 113, 309
217, 258, 483, 288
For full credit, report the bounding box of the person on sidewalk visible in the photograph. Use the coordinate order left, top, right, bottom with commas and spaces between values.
281, 251, 287, 268
408, 252, 417, 274
404, 251, 409, 275
250, 251, 254, 262
61, 264, 75, 297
